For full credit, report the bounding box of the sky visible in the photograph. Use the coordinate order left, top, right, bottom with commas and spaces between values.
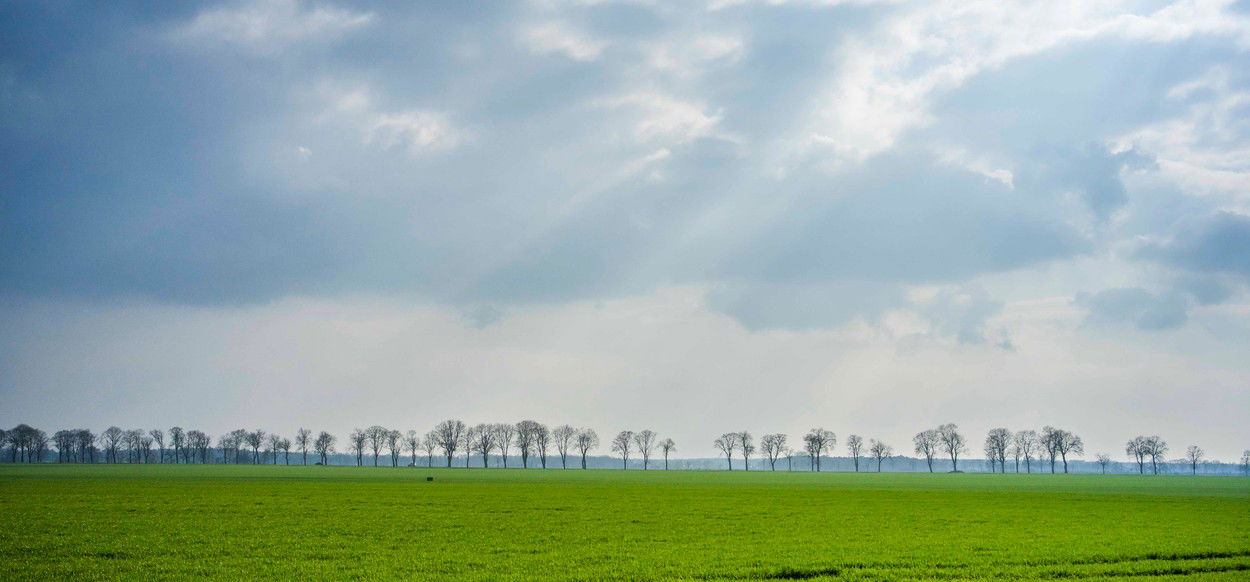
2, 0, 1248, 461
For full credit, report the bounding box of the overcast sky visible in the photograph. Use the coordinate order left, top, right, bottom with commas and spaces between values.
2, 0, 1248, 460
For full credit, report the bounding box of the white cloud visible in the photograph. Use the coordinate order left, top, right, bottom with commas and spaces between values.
1113, 66, 1250, 203
597, 92, 727, 145
707, 0, 898, 10
172, 0, 374, 55
365, 111, 461, 154
800, 0, 1250, 165
316, 84, 463, 155
519, 21, 608, 62
644, 34, 744, 78
934, 146, 1014, 189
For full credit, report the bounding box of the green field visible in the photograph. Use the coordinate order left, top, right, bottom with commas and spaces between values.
1, 465, 1247, 580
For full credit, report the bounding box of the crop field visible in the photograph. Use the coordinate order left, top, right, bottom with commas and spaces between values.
1, 465, 1247, 581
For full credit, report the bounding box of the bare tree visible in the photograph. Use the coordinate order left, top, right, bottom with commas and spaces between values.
422, 431, 439, 467
553, 425, 576, 469
869, 439, 892, 472
1126, 436, 1147, 474
784, 447, 795, 471
386, 430, 402, 467
1048, 427, 1083, 473
473, 423, 497, 468
633, 430, 657, 470
1240, 450, 1249, 476
314, 431, 335, 465
516, 420, 542, 468
611, 431, 634, 469
5, 426, 40, 462
937, 424, 966, 472
53, 430, 75, 462
714, 433, 736, 470
659, 438, 676, 470
737, 431, 755, 471
913, 429, 939, 473
433, 419, 465, 468
293, 429, 311, 467
846, 435, 864, 472
188, 430, 210, 463
984, 428, 1011, 474
279, 438, 292, 464
1095, 453, 1112, 474
349, 429, 366, 466
1012, 430, 1039, 473
266, 433, 282, 464
218, 433, 236, 464
365, 426, 388, 467
1039, 426, 1066, 473
493, 423, 516, 468
149, 429, 165, 463
228, 429, 248, 463
983, 436, 997, 473
535, 423, 552, 469
575, 428, 598, 469
125, 429, 143, 463
31, 429, 50, 463
101, 426, 124, 463
1144, 436, 1168, 475
136, 432, 153, 463
405, 430, 420, 467
78, 429, 96, 463
246, 430, 265, 464
760, 434, 787, 471
1185, 445, 1204, 475
169, 427, 184, 464
460, 425, 476, 468
803, 428, 835, 471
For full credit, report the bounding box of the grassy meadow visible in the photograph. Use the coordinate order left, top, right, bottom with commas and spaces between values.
1, 464, 1247, 580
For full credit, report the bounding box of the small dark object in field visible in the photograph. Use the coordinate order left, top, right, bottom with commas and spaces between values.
426, 476, 434, 482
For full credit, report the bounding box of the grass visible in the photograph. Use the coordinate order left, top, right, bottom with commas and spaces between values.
1, 464, 1247, 580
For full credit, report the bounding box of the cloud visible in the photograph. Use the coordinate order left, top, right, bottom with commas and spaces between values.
1135, 211, 1250, 278
1113, 65, 1250, 200
717, 151, 1086, 285
1077, 287, 1189, 330
797, 0, 1250, 165
913, 287, 1007, 346
596, 92, 727, 145
519, 20, 608, 62
171, 0, 374, 55
318, 84, 463, 154
706, 281, 906, 331
643, 34, 744, 78
0, 0, 1246, 334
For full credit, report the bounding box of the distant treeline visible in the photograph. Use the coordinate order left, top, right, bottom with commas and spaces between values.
3, 422, 1248, 476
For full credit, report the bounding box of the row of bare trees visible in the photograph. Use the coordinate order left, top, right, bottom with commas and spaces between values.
5, 423, 1248, 475
975, 426, 1085, 474
2, 425, 337, 466
422, 420, 612, 469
